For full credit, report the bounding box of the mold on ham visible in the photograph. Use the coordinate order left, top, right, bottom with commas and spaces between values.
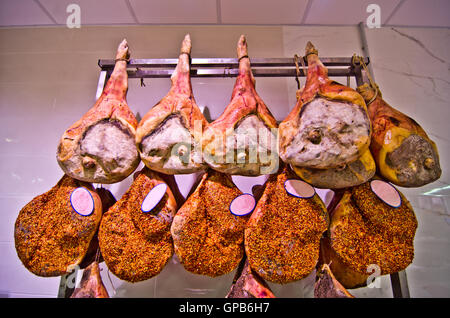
202, 35, 278, 176
279, 42, 371, 170
136, 34, 208, 174
357, 83, 441, 187
57, 39, 140, 184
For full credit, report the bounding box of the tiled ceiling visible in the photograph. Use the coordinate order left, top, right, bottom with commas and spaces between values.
0, 0, 449, 28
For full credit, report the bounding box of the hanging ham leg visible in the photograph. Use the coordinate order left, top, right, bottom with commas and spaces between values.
227, 258, 275, 298
203, 35, 278, 176
171, 170, 249, 277
314, 264, 354, 298
323, 180, 417, 288
136, 34, 208, 174
357, 83, 441, 187
57, 39, 139, 184
14, 175, 102, 277
71, 261, 109, 298
245, 165, 329, 284
98, 168, 178, 282
279, 42, 371, 169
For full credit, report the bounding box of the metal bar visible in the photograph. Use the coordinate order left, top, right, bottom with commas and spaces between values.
95, 70, 107, 100
358, 22, 376, 81
390, 272, 411, 298
98, 57, 370, 69
57, 273, 75, 298
123, 67, 356, 78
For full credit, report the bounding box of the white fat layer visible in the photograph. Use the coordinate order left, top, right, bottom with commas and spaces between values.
141, 115, 203, 172
81, 121, 138, 174
286, 97, 369, 168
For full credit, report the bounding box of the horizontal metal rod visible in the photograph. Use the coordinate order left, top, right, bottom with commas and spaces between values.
98, 57, 369, 69
119, 67, 356, 78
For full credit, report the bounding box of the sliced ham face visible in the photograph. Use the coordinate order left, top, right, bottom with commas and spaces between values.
227, 259, 275, 298
98, 168, 177, 282
244, 165, 329, 284
14, 175, 102, 277
71, 261, 109, 298
57, 40, 139, 184
279, 42, 371, 170
171, 170, 249, 277
136, 35, 208, 174
324, 181, 417, 289
202, 35, 278, 176
357, 83, 441, 187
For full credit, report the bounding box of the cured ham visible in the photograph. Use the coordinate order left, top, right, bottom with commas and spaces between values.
135, 34, 208, 174
322, 180, 417, 288
279, 42, 371, 170
227, 258, 275, 298
202, 35, 278, 176
357, 83, 441, 187
292, 148, 375, 189
57, 40, 139, 184
98, 168, 177, 282
71, 261, 109, 298
14, 175, 102, 276
314, 264, 354, 298
245, 165, 328, 283
171, 170, 249, 277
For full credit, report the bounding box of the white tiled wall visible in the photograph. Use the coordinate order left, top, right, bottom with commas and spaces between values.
0, 24, 448, 298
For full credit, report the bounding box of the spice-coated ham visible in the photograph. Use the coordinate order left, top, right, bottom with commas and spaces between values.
202, 35, 278, 175
57, 40, 139, 184
98, 168, 177, 282
171, 170, 249, 277
245, 165, 329, 284
71, 261, 109, 298
322, 180, 417, 288
279, 42, 371, 170
14, 175, 102, 277
227, 258, 275, 298
314, 264, 354, 298
357, 83, 441, 187
135, 34, 208, 174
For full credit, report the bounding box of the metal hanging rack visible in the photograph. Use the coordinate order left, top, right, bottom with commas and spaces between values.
58, 52, 409, 299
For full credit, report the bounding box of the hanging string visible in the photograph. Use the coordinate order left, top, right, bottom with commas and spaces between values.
293, 54, 301, 90
352, 54, 378, 105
